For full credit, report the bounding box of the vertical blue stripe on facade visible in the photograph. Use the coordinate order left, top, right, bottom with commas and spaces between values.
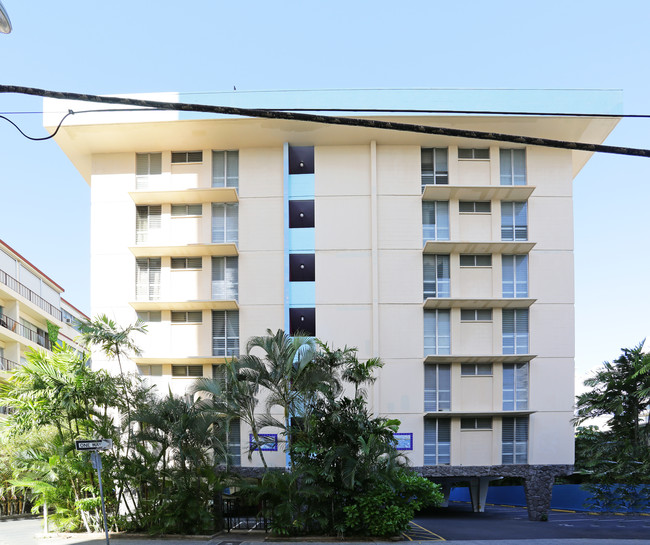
285, 160, 315, 323
283, 143, 291, 333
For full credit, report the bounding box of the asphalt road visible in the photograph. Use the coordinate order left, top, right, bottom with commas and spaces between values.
410, 501, 650, 541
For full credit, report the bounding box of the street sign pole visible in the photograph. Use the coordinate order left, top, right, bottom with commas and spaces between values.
90, 452, 110, 545
76, 440, 112, 545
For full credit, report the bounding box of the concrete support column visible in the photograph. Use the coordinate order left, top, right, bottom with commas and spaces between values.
469, 476, 500, 512
524, 470, 555, 521
439, 483, 452, 507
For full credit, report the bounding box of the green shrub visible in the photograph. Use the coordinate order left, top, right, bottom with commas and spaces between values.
344, 471, 443, 537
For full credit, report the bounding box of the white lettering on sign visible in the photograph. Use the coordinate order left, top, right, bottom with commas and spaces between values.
75, 439, 113, 451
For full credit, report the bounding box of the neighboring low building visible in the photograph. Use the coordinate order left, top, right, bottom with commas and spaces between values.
44, 88, 621, 520
0, 239, 88, 406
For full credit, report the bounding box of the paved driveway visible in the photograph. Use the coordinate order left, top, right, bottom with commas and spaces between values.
410, 502, 650, 541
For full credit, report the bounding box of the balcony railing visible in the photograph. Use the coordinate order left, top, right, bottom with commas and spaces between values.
0, 268, 62, 321
0, 315, 51, 350
0, 356, 19, 372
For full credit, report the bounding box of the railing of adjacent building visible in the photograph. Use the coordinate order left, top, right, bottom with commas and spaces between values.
0, 356, 18, 372
0, 315, 51, 350
0, 268, 63, 321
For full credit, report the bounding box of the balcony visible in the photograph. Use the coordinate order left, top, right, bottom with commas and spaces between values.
129, 243, 238, 258
423, 297, 536, 310
422, 184, 535, 202
129, 187, 238, 205
423, 240, 535, 254
0, 268, 62, 321
0, 314, 51, 350
0, 356, 19, 372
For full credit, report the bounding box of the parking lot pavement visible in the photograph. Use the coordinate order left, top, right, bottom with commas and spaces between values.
411, 502, 650, 542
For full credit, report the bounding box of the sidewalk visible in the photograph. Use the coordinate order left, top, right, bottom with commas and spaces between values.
29, 537, 650, 545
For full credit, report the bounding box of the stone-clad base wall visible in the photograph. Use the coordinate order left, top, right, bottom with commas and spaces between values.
225, 464, 573, 521
413, 464, 574, 521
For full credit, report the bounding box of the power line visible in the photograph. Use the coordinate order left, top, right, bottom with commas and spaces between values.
4, 107, 649, 118
0, 109, 74, 141
1, 84, 648, 158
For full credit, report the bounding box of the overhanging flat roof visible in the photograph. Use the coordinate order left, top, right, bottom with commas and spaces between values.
43, 89, 622, 183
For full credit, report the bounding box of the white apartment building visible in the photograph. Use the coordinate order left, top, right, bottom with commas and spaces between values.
44, 89, 620, 520
0, 239, 88, 408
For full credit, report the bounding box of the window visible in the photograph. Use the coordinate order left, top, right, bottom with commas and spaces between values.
227, 417, 241, 466
461, 363, 492, 376
422, 201, 449, 241
172, 365, 203, 377
138, 364, 162, 376
460, 254, 492, 267
136, 311, 161, 322
212, 150, 239, 189
424, 364, 450, 412
460, 309, 493, 321
500, 149, 526, 186
289, 308, 316, 337
424, 419, 450, 465
136, 153, 162, 190
459, 201, 491, 213
212, 257, 238, 300
212, 203, 238, 244
502, 255, 528, 298
20, 319, 48, 348
135, 258, 161, 301
289, 254, 315, 282
501, 202, 528, 241
135, 205, 161, 244
502, 416, 528, 464
289, 200, 315, 228
171, 151, 203, 163
171, 204, 202, 217
424, 309, 451, 356
421, 148, 449, 188
502, 309, 529, 354
461, 417, 492, 430
423, 255, 450, 299
212, 310, 239, 356
503, 363, 529, 410
171, 257, 202, 270
458, 148, 489, 160
289, 146, 315, 174
171, 311, 202, 323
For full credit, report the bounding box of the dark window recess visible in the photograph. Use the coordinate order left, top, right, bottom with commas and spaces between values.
288, 200, 315, 228
289, 146, 314, 174
289, 308, 316, 336
289, 254, 315, 282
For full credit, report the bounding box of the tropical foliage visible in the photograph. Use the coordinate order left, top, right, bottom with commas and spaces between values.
0, 323, 441, 536
575, 341, 650, 512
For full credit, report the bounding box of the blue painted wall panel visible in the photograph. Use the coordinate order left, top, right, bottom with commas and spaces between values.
288, 228, 315, 252
288, 282, 315, 307
288, 174, 315, 199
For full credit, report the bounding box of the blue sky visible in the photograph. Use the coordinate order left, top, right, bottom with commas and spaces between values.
0, 1, 648, 380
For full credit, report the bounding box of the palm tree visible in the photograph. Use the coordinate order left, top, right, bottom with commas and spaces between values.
236, 329, 330, 463
129, 392, 222, 534
0, 345, 119, 532
77, 315, 146, 454
192, 358, 268, 468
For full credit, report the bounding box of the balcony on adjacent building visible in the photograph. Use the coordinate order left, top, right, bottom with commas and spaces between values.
0, 355, 18, 372
0, 268, 62, 321
0, 314, 51, 350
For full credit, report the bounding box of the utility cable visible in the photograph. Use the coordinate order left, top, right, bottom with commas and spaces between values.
1, 84, 648, 158
0, 109, 73, 140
